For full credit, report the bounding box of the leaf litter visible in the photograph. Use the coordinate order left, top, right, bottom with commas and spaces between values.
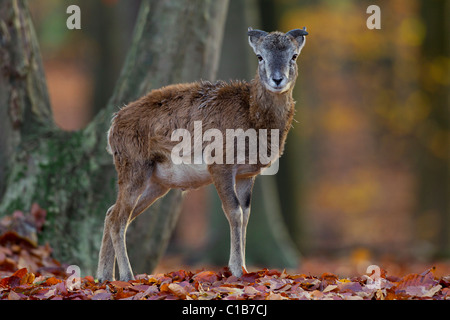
1, 206, 450, 300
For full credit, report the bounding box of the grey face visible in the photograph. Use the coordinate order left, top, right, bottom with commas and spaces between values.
248, 28, 307, 93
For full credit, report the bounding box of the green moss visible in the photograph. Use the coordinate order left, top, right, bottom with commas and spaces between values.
0, 128, 114, 274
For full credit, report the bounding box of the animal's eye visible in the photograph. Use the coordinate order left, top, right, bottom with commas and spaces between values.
257, 55, 263, 62
292, 54, 298, 61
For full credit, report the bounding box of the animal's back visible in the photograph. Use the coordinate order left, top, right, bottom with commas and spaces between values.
107, 80, 251, 164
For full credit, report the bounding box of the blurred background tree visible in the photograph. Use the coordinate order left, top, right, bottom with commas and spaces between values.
0, 0, 448, 276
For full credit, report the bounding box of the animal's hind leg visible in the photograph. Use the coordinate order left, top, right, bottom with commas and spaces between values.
97, 205, 117, 281
108, 193, 135, 281
107, 162, 169, 281
107, 165, 151, 281
129, 179, 170, 222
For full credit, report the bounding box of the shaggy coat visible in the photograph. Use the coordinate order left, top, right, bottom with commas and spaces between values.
97, 28, 308, 281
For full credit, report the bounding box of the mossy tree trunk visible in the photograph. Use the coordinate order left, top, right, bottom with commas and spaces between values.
0, 0, 229, 275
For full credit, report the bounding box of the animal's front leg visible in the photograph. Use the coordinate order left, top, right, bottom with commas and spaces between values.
210, 166, 246, 277
235, 177, 255, 267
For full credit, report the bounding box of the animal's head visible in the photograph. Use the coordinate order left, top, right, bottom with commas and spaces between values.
248, 27, 308, 93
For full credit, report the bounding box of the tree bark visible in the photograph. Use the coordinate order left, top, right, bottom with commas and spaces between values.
0, 0, 229, 275
416, 0, 450, 258
0, 0, 54, 197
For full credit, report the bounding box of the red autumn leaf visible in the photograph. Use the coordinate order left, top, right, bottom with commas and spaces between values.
114, 290, 136, 300
395, 272, 437, 292
110, 280, 132, 289
193, 270, 219, 283
1, 214, 449, 301
167, 269, 190, 282
266, 269, 282, 277
1, 275, 20, 288
12, 267, 28, 279
320, 272, 339, 289
43, 277, 61, 286
160, 282, 170, 292
240, 271, 260, 283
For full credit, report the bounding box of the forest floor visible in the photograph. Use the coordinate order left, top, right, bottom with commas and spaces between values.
1, 227, 449, 300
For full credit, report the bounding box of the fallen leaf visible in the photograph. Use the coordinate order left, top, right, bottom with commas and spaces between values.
92, 289, 112, 300
8, 291, 22, 300
244, 285, 261, 295
193, 270, 219, 283
12, 267, 28, 279
323, 284, 338, 293
422, 285, 442, 298
167, 283, 188, 299
43, 277, 61, 286
110, 280, 132, 289
266, 292, 286, 300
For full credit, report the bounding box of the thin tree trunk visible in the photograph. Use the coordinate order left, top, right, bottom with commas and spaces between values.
0, 0, 229, 275
416, 0, 450, 257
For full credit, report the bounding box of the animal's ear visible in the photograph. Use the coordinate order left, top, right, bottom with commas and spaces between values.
248, 27, 268, 53
287, 27, 308, 52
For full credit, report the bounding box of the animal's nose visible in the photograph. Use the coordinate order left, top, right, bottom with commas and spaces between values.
272, 78, 283, 86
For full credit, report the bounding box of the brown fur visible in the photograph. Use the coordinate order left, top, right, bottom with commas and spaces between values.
97, 28, 306, 281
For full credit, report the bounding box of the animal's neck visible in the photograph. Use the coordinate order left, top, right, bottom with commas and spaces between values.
249, 73, 295, 132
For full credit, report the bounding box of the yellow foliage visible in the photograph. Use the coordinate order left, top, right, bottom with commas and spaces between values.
398, 17, 425, 47
317, 168, 380, 216
320, 103, 365, 134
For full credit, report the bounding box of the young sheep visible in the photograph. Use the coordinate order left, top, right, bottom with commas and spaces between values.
97, 27, 308, 281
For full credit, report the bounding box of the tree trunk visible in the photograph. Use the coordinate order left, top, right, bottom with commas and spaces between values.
0, 0, 229, 276
0, 0, 54, 197
416, 0, 450, 258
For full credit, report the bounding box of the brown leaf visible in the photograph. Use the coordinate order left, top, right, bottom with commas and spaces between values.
193, 270, 219, 283
439, 275, 450, 288
244, 285, 260, 295
240, 272, 260, 283
160, 282, 170, 293
1, 275, 20, 288
110, 280, 132, 289
266, 292, 285, 300
21, 272, 35, 285
43, 277, 62, 286
395, 272, 437, 292
168, 283, 188, 299
338, 281, 363, 293
320, 272, 339, 289
115, 290, 136, 300
309, 290, 325, 300
8, 291, 22, 300
167, 270, 190, 282
11, 267, 28, 279
92, 289, 112, 300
